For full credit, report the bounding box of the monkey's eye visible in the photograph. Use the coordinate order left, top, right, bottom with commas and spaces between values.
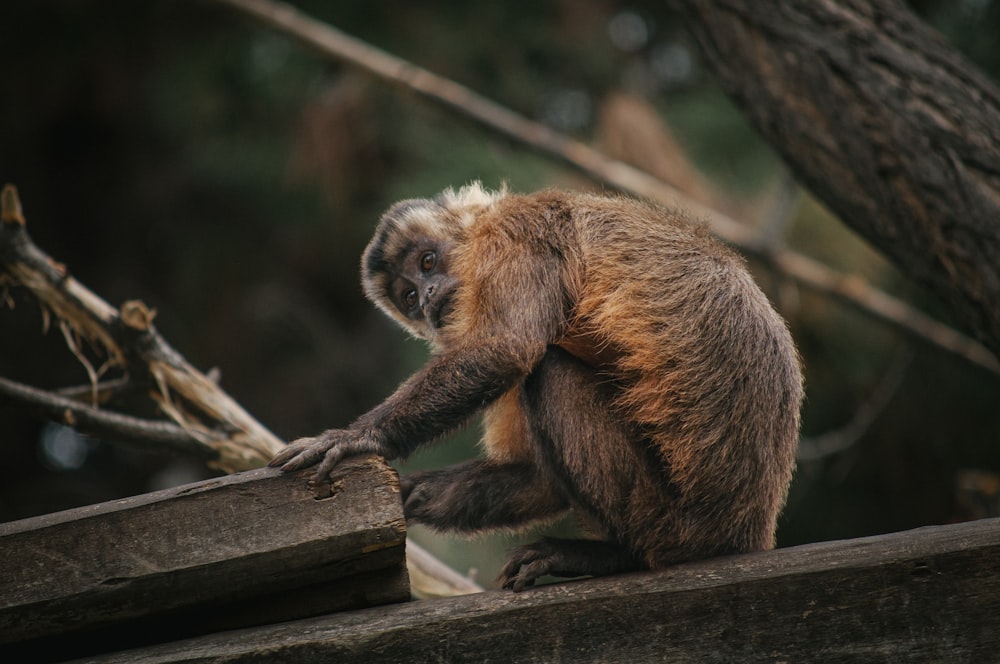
402, 288, 418, 310
419, 251, 436, 272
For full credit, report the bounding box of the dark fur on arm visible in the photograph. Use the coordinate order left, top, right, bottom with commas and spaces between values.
401, 460, 569, 532
353, 349, 528, 459
269, 348, 531, 479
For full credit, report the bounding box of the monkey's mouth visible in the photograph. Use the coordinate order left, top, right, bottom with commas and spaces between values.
428, 290, 456, 329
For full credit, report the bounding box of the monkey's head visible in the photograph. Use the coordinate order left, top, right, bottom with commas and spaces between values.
362, 182, 505, 345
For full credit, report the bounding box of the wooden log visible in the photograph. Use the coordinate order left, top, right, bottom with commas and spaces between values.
83, 517, 999, 663
0, 455, 407, 661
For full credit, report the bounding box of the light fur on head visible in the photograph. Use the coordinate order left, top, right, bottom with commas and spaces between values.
361, 182, 505, 339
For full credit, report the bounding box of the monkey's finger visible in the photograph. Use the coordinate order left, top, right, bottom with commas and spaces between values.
510, 573, 537, 593
313, 446, 349, 483
268, 435, 320, 468
281, 441, 334, 473
268, 444, 303, 468
313, 437, 383, 482
500, 543, 543, 570
279, 454, 316, 472
496, 570, 518, 591
496, 560, 520, 587
398, 475, 415, 502
497, 540, 555, 591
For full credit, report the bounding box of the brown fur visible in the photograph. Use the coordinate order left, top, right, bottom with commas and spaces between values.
271, 184, 803, 589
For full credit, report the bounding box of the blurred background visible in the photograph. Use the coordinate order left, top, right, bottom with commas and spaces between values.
1, 0, 998, 586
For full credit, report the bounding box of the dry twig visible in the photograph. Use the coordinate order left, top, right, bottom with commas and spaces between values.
0, 375, 213, 459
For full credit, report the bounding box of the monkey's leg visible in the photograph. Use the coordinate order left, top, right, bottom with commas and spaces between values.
401, 460, 569, 533
498, 347, 653, 591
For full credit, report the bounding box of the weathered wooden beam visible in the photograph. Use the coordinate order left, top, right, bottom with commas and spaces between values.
0, 455, 407, 662
84, 517, 999, 663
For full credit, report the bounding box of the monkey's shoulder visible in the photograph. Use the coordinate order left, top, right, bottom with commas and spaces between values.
469, 190, 577, 238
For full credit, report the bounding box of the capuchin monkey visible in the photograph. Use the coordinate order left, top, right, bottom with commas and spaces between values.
271, 183, 803, 591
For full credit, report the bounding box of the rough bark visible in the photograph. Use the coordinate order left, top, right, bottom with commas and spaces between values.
666, 0, 1000, 354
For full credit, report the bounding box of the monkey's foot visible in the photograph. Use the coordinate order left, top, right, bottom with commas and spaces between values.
497, 537, 640, 592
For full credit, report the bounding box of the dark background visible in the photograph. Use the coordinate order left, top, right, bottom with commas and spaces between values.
1, 0, 998, 584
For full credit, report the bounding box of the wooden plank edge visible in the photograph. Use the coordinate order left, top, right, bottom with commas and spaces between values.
0, 456, 408, 652
76, 517, 1000, 663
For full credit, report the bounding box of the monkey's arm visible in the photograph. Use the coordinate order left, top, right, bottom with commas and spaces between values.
270, 343, 543, 481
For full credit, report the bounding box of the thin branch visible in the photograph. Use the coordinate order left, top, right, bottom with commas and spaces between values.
58, 319, 101, 407
798, 346, 914, 461
768, 250, 999, 375
211, 0, 1000, 377
0, 375, 215, 459
56, 376, 133, 404
758, 173, 802, 250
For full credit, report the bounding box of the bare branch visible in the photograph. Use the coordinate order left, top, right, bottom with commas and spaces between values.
0, 375, 215, 459
758, 174, 802, 251
0, 184, 284, 472
798, 346, 914, 461
210, 0, 999, 377
56, 376, 133, 404
768, 250, 1000, 376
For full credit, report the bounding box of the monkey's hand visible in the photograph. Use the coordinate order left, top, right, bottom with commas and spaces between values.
268, 429, 389, 482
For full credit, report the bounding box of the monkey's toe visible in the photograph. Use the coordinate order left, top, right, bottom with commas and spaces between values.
497, 537, 643, 591
499, 561, 550, 592
497, 540, 557, 592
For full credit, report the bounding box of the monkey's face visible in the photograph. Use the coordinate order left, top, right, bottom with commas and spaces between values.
362, 184, 504, 344
386, 238, 459, 341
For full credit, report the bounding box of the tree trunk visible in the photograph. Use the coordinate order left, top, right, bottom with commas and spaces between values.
666, 0, 1000, 355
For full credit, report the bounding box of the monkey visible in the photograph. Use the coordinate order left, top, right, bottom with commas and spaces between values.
270, 183, 803, 592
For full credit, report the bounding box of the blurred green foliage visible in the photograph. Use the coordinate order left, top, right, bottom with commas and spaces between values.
0, 0, 998, 585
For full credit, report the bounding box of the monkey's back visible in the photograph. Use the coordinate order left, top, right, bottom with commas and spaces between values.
567, 193, 802, 554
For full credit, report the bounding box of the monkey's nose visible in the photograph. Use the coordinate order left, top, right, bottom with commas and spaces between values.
421, 285, 435, 309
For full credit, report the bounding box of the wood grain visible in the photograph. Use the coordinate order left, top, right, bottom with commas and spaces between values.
0, 455, 407, 660
82, 517, 1000, 663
